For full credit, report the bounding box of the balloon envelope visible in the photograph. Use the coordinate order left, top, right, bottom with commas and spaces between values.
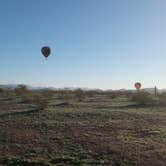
41, 46, 51, 58
135, 82, 141, 90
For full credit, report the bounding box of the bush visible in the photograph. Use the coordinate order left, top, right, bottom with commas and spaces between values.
158, 93, 166, 106
0, 88, 4, 93
42, 90, 54, 99
23, 92, 49, 110
131, 91, 154, 105
14, 84, 29, 96
106, 92, 118, 99
74, 89, 85, 101
57, 90, 71, 101
86, 90, 97, 97
32, 94, 49, 110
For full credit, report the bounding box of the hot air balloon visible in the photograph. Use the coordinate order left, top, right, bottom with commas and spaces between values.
41, 46, 51, 59
135, 82, 141, 90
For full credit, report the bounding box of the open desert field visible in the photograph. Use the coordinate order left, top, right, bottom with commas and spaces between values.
0, 89, 166, 166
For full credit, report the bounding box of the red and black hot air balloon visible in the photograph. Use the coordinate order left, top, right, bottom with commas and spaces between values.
41, 46, 51, 59
135, 82, 141, 90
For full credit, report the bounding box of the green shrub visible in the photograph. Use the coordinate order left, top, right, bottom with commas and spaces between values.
57, 90, 71, 101
74, 89, 85, 102
23, 92, 49, 110
0, 88, 4, 93
32, 94, 49, 110
131, 91, 154, 105
158, 93, 166, 106
86, 90, 97, 97
42, 90, 54, 99
14, 84, 29, 96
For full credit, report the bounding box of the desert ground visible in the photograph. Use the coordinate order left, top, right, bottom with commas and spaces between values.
0, 88, 166, 166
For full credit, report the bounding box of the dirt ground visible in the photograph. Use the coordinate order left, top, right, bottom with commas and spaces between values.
0, 92, 166, 165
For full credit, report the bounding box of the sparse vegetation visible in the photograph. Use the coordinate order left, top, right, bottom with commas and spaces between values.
0, 88, 4, 93
131, 91, 155, 105
74, 88, 85, 101
14, 84, 29, 96
57, 90, 72, 101
158, 92, 166, 105
0, 88, 166, 165
32, 94, 49, 110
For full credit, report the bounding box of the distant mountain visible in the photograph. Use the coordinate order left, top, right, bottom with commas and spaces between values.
1, 84, 166, 93
0, 84, 18, 89
0, 84, 57, 90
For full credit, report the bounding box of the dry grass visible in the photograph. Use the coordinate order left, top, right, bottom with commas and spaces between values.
0, 89, 166, 165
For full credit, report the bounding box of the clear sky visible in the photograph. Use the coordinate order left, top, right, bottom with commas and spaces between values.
0, 0, 166, 89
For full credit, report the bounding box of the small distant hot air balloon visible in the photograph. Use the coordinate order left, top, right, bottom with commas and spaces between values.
41, 46, 51, 59
135, 82, 141, 90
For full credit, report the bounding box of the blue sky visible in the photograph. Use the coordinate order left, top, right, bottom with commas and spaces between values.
0, 0, 166, 89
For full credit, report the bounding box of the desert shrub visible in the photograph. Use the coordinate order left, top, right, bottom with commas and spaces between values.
86, 90, 97, 97
21, 91, 49, 110
131, 91, 154, 105
14, 84, 29, 96
104, 90, 133, 99
0, 89, 17, 99
74, 89, 85, 101
158, 93, 166, 106
32, 94, 49, 110
122, 91, 133, 98
57, 90, 71, 100
0, 88, 4, 93
42, 90, 54, 99
14, 85, 31, 103
106, 92, 118, 99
